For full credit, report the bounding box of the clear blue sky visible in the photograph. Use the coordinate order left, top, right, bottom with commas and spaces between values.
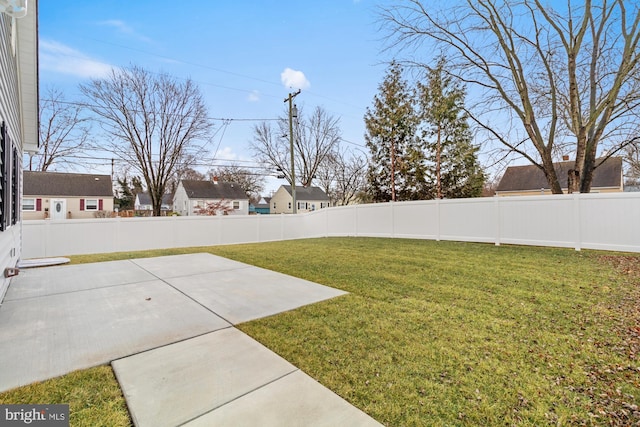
38, 0, 391, 193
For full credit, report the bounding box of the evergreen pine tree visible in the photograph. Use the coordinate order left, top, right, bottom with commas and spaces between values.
364, 62, 421, 202
417, 58, 485, 199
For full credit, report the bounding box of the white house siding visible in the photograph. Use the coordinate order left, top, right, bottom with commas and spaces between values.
270, 187, 292, 214
173, 184, 189, 216
270, 186, 329, 214
0, 5, 37, 302
186, 198, 249, 216
173, 182, 249, 216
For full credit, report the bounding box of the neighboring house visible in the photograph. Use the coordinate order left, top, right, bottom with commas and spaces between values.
496, 157, 623, 196
23, 171, 114, 220
270, 185, 330, 214
173, 178, 249, 216
0, 0, 38, 301
254, 197, 271, 215
134, 192, 173, 216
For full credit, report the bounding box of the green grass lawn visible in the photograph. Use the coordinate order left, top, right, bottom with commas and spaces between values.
2, 238, 639, 426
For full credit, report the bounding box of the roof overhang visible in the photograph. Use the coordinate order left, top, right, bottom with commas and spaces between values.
15, 0, 39, 154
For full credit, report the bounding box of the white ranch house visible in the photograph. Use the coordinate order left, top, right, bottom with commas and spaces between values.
173, 179, 249, 216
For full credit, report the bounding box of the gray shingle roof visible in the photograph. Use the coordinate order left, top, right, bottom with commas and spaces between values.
180, 180, 248, 200
497, 157, 622, 192
24, 171, 114, 197
280, 185, 329, 201
136, 192, 173, 206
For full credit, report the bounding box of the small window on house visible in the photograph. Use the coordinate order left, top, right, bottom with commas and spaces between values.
85, 199, 98, 211
233, 201, 240, 209
0, 121, 14, 230
12, 147, 19, 223
22, 198, 35, 211
311, 204, 315, 211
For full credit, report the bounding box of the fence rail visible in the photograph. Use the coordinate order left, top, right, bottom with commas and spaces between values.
22, 192, 640, 258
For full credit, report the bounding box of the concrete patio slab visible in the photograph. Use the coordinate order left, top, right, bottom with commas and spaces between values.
131, 252, 248, 279
0, 280, 230, 392
185, 370, 383, 427
166, 266, 348, 324
0, 253, 376, 426
112, 328, 298, 427
4, 260, 156, 300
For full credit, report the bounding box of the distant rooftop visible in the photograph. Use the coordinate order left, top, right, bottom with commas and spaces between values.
24, 171, 113, 197
497, 157, 622, 192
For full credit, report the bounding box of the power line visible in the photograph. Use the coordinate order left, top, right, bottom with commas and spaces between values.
42, 40, 370, 127
41, 99, 279, 123
83, 37, 370, 114
50, 153, 275, 169
84, 37, 285, 89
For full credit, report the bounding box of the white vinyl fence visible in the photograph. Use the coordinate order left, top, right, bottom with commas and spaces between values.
22, 192, 640, 258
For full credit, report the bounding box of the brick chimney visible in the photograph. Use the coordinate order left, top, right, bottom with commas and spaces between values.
562, 155, 570, 161
213, 176, 218, 185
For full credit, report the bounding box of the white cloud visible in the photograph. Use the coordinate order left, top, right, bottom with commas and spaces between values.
248, 90, 260, 102
215, 146, 239, 161
100, 20, 133, 33
98, 19, 152, 43
280, 68, 310, 90
39, 40, 113, 79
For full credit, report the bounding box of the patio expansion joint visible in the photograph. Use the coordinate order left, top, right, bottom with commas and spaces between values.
2, 278, 162, 303
131, 264, 254, 325
175, 367, 301, 426
110, 327, 235, 366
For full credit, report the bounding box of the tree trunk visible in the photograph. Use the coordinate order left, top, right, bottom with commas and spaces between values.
567, 170, 579, 194
436, 124, 442, 199
540, 152, 563, 194
390, 138, 397, 202
579, 141, 598, 193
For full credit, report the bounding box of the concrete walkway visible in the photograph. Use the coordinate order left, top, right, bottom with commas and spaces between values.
0, 253, 382, 426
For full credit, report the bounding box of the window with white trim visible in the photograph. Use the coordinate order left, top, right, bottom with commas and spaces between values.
233, 201, 240, 209
22, 198, 35, 211
85, 199, 98, 211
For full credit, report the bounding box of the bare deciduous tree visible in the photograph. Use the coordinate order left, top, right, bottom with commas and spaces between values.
624, 141, 640, 184
316, 148, 367, 206
194, 200, 234, 216
251, 106, 341, 188
80, 66, 213, 215
34, 87, 90, 171
383, 0, 640, 193
208, 164, 264, 203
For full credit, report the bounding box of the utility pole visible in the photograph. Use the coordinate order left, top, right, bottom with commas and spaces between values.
284, 89, 301, 213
